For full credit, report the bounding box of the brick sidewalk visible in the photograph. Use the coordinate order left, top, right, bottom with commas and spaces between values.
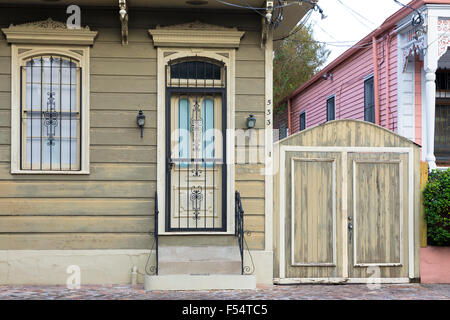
0, 284, 449, 300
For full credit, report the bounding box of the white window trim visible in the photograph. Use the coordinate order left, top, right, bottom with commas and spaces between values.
10, 44, 91, 174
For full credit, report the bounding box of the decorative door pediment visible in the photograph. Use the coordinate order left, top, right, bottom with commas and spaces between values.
148, 21, 245, 48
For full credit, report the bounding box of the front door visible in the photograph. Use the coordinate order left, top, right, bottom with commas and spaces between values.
166, 92, 226, 231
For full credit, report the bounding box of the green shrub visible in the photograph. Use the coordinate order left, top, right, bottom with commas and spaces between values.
423, 168, 450, 246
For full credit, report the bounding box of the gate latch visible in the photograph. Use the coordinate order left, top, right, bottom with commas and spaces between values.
348, 217, 353, 242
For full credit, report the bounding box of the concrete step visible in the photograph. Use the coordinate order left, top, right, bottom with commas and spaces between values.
144, 274, 256, 291
158, 245, 242, 275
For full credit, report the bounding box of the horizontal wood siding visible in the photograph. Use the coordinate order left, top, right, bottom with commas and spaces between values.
0, 6, 266, 250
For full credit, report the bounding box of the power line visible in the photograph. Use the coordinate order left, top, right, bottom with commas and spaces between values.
336, 0, 377, 30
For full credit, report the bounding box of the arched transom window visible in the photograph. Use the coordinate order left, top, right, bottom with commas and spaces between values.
167, 58, 226, 88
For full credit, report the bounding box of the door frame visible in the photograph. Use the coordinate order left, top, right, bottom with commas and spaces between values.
276, 146, 415, 284
156, 48, 236, 235
165, 88, 227, 232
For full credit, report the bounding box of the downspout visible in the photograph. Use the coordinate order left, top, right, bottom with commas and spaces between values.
372, 36, 381, 125
287, 98, 292, 135
385, 34, 391, 130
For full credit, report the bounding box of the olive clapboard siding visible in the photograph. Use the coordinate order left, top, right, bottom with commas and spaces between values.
0, 6, 266, 250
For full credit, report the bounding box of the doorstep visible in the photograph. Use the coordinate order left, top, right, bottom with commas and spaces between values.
144, 274, 257, 291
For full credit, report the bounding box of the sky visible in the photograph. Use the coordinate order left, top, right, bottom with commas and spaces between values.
307, 0, 405, 67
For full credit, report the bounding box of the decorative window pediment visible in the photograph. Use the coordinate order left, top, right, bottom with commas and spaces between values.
1, 18, 98, 45
148, 21, 245, 48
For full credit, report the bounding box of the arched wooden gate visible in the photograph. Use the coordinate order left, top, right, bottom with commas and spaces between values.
273, 120, 421, 283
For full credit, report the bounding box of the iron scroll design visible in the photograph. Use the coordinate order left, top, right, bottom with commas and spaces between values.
145, 191, 159, 275
235, 191, 255, 275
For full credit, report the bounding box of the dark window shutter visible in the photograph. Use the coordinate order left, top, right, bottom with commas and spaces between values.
299, 112, 306, 131
326, 97, 335, 121
364, 77, 375, 123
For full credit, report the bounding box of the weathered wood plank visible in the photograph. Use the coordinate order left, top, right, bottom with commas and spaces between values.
0, 74, 11, 92
0, 163, 156, 181
0, 56, 10, 75
0, 216, 154, 233
0, 181, 156, 198
0, 110, 10, 127
91, 146, 156, 163
0, 198, 153, 216
91, 93, 156, 111
235, 181, 264, 198
0, 145, 10, 162
91, 75, 156, 94
236, 164, 265, 181
235, 95, 265, 112
235, 147, 265, 164
244, 215, 264, 233
91, 111, 157, 128
0, 127, 9, 144
91, 128, 156, 146
235, 78, 265, 95
91, 58, 156, 76
236, 60, 264, 78
91, 43, 157, 59
0, 233, 153, 250
241, 198, 265, 216
236, 44, 264, 61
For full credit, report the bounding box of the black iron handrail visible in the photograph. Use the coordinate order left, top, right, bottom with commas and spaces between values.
145, 191, 159, 275
235, 191, 255, 275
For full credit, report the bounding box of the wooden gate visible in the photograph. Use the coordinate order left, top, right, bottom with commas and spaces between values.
273, 120, 421, 284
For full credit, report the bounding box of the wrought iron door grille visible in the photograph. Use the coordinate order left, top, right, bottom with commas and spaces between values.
20, 56, 82, 171
166, 59, 227, 232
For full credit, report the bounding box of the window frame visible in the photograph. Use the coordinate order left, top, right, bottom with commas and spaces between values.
326, 95, 336, 122
364, 75, 375, 124
11, 45, 91, 174
299, 110, 306, 132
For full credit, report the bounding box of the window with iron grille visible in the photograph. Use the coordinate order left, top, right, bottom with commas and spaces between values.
299, 111, 306, 131
326, 96, 335, 121
20, 55, 81, 171
364, 76, 375, 123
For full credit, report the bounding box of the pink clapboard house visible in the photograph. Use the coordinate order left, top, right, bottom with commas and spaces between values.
275, 0, 450, 169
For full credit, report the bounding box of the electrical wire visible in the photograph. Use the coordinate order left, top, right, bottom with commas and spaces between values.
273, 8, 314, 42
337, 0, 377, 28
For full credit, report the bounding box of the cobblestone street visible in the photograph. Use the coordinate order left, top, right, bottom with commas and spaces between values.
0, 284, 449, 300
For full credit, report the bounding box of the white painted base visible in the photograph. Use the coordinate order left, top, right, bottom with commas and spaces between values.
0, 249, 273, 286
0, 250, 151, 285
144, 274, 257, 291
274, 278, 411, 284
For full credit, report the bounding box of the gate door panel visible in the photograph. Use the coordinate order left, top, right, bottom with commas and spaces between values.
284, 151, 344, 279
347, 152, 410, 279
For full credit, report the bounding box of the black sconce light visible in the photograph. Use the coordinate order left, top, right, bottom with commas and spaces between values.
137, 110, 146, 138
246, 114, 256, 129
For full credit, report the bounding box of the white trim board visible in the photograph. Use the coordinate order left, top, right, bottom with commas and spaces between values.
278, 146, 415, 282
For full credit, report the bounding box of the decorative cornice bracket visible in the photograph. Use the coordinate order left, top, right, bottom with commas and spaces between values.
119, 0, 128, 45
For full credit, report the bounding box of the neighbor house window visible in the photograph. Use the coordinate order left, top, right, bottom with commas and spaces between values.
279, 123, 288, 140
20, 55, 81, 171
364, 76, 375, 123
326, 96, 335, 121
299, 111, 306, 131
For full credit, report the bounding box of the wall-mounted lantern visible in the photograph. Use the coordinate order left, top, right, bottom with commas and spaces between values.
246, 114, 256, 129
137, 110, 146, 138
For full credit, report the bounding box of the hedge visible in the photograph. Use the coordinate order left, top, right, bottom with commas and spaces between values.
423, 168, 450, 246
